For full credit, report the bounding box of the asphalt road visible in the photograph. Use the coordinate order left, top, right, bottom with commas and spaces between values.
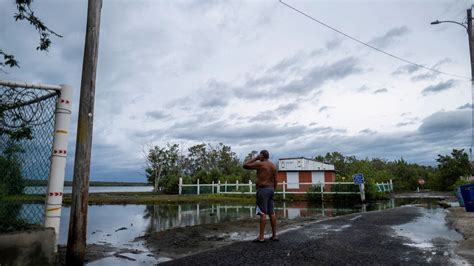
164, 206, 462, 265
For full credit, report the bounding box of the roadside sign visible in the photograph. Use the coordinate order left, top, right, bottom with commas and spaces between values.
418, 179, 425, 185
353, 173, 364, 185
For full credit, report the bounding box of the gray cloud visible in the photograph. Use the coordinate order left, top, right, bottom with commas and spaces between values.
421, 79, 458, 96
249, 113, 278, 123
419, 109, 470, 134
396, 121, 416, 127
359, 128, 377, 134
146, 111, 169, 120
457, 103, 473, 110
275, 103, 298, 116
356, 85, 370, 93
369, 26, 409, 49
325, 37, 343, 50
411, 72, 438, 81
392, 64, 420, 75
373, 88, 388, 94
275, 57, 363, 96
318, 106, 333, 112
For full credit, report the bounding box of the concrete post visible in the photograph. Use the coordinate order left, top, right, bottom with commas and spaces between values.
197, 179, 200, 195
283, 181, 286, 200
212, 181, 214, 194
218, 180, 221, 194
236, 180, 239, 191
320, 182, 324, 201
44, 84, 73, 250
359, 183, 366, 202
249, 180, 252, 194
178, 177, 182, 195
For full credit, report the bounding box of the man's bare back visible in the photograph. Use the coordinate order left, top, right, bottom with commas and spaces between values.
243, 154, 277, 189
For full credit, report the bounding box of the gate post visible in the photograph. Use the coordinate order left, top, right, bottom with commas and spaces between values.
44, 84, 73, 250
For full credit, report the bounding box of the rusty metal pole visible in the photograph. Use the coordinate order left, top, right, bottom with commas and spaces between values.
66, 0, 102, 264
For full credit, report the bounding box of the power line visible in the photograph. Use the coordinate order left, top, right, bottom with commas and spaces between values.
279, 0, 471, 81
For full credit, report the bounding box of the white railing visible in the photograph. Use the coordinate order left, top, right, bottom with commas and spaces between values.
375, 180, 393, 192
178, 178, 366, 201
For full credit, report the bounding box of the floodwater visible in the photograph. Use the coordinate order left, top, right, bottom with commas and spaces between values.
9, 198, 452, 264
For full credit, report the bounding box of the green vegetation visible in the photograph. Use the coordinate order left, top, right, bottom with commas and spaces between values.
314, 149, 472, 192
145, 143, 255, 193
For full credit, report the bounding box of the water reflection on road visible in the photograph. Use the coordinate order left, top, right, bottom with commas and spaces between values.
55, 199, 401, 247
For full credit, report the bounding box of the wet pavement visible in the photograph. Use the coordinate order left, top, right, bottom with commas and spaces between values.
164, 206, 470, 265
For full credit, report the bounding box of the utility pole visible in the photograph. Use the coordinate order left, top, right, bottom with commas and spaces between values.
467, 7, 474, 165
66, 0, 102, 265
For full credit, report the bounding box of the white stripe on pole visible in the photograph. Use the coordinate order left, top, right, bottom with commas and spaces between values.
44, 84, 73, 251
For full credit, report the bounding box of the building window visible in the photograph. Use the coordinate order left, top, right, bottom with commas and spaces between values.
287, 172, 299, 189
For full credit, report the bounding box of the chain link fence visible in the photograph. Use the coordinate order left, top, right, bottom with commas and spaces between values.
0, 83, 58, 232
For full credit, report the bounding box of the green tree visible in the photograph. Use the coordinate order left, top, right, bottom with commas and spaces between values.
434, 149, 471, 191
145, 143, 181, 192
2, 0, 62, 70
0, 142, 25, 196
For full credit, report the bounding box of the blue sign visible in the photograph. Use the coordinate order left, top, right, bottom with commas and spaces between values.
353, 173, 364, 185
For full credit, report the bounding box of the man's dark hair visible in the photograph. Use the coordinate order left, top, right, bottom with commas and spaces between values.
260, 150, 269, 159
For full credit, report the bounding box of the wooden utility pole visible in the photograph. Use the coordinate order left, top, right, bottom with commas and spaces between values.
66, 0, 102, 265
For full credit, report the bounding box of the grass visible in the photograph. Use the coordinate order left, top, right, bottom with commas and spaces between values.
2, 192, 256, 205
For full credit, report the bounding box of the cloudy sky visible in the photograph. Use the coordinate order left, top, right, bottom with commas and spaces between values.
1, 0, 472, 182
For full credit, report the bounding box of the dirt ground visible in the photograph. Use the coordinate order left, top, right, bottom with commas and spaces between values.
139, 214, 327, 260
446, 207, 474, 262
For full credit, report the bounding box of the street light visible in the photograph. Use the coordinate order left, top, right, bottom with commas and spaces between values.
430, 19, 468, 30
431, 6, 474, 171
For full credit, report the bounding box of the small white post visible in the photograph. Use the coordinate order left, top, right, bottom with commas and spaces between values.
249, 180, 252, 194
225, 181, 227, 193
389, 179, 393, 192
218, 180, 221, 194
359, 183, 366, 202
320, 182, 324, 201
197, 179, 200, 195
236, 180, 239, 192
44, 84, 73, 249
283, 181, 286, 200
212, 181, 215, 194
179, 177, 183, 195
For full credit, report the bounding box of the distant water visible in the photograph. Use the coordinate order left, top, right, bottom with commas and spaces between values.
24, 186, 154, 194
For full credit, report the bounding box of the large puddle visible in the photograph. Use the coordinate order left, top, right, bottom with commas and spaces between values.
6, 198, 452, 264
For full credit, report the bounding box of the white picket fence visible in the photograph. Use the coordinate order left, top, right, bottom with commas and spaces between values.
178, 178, 367, 201
375, 180, 394, 192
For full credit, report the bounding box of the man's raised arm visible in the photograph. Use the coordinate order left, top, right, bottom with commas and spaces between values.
243, 154, 262, 170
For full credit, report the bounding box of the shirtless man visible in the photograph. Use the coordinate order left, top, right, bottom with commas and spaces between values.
243, 150, 278, 242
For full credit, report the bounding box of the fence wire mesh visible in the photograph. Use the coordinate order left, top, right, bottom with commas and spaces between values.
0, 84, 58, 232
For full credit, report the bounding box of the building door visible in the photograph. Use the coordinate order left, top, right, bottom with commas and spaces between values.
311, 171, 324, 184
287, 172, 299, 189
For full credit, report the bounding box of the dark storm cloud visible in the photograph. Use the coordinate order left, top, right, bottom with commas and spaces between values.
369, 26, 409, 49
373, 88, 388, 94
421, 79, 457, 96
